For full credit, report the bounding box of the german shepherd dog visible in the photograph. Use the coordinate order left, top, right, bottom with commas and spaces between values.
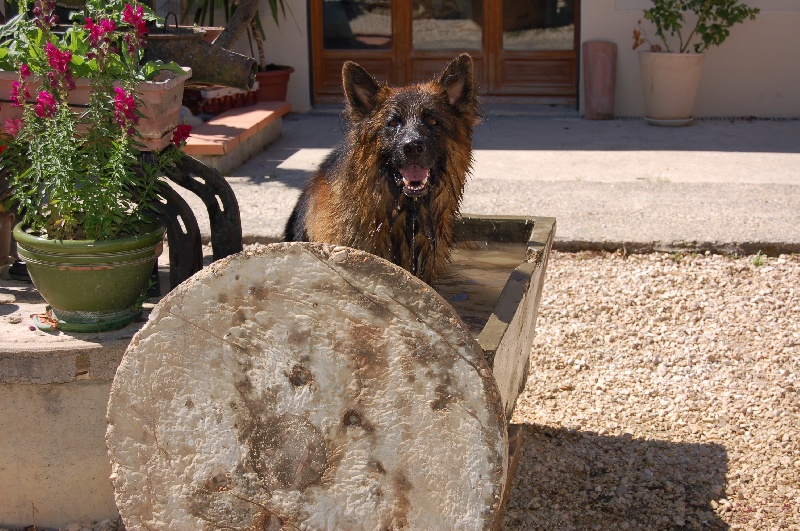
283, 54, 479, 284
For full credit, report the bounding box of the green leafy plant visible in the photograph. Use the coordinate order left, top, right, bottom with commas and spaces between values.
633, 0, 760, 53
0, 0, 192, 241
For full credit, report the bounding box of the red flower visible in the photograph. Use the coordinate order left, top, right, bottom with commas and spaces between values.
101, 18, 117, 33
122, 4, 148, 51
122, 4, 147, 31
20, 64, 32, 79
10, 81, 30, 107
45, 43, 72, 74
85, 17, 117, 48
34, 91, 57, 118
113, 87, 138, 130
171, 123, 192, 146
3, 118, 24, 137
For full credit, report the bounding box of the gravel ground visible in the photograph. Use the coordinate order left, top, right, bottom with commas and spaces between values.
503, 251, 800, 531
6, 250, 797, 531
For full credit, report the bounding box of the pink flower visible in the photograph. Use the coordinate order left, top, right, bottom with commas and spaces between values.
32, 0, 58, 29
85, 17, 117, 48
122, 4, 148, 51
101, 18, 117, 34
45, 43, 72, 74
113, 87, 138, 129
170, 123, 192, 146
122, 4, 146, 30
19, 64, 32, 79
3, 118, 24, 137
10, 81, 30, 107
34, 91, 57, 118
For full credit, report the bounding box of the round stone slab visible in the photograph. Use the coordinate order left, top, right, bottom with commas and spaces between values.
107, 242, 507, 530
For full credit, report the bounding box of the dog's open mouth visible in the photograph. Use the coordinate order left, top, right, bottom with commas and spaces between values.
397, 164, 430, 197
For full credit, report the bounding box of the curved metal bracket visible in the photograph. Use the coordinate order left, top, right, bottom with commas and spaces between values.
164, 152, 244, 262
144, 148, 243, 291
153, 181, 204, 290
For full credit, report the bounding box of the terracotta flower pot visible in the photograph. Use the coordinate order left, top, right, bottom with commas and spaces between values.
200, 27, 225, 43
255, 66, 294, 102
583, 40, 617, 120
0, 68, 192, 150
638, 51, 705, 126
134, 69, 193, 150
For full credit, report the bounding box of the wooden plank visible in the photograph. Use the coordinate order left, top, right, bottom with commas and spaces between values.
476, 216, 556, 419
492, 423, 525, 531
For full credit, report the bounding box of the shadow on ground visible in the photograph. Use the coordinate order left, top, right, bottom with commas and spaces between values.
503, 424, 728, 530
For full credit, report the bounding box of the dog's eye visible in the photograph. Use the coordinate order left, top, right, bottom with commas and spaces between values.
387, 117, 401, 128
426, 117, 438, 127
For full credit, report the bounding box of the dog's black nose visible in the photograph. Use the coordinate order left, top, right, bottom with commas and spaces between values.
403, 140, 425, 156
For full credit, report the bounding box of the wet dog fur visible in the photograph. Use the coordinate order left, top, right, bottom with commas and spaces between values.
283, 54, 479, 283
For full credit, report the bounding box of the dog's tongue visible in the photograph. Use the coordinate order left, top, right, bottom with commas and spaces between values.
400, 164, 429, 183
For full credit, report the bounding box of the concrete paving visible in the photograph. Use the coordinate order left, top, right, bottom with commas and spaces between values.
179, 106, 800, 255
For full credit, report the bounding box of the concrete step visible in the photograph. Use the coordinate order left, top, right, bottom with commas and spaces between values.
184, 101, 291, 174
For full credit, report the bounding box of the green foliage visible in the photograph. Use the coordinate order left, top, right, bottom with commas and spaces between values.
139, 60, 188, 80
183, 0, 287, 27
0, 0, 189, 240
633, 0, 760, 53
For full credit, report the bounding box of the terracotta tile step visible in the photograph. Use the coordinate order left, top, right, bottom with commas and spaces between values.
183, 101, 291, 156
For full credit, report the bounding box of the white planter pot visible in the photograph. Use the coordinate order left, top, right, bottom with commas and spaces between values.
638, 51, 705, 126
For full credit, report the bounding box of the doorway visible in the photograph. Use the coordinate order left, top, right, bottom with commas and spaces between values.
311, 0, 579, 105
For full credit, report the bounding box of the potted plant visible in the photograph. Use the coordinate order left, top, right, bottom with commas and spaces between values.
0, 0, 194, 332
632, 0, 760, 126
246, 1, 294, 102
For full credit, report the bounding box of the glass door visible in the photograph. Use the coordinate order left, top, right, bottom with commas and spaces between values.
492, 0, 578, 101
312, 0, 578, 104
411, 0, 483, 51
322, 1, 393, 50
312, 0, 398, 99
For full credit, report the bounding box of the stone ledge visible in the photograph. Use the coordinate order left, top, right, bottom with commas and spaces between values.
0, 278, 147, 384
183, 101, 291, 157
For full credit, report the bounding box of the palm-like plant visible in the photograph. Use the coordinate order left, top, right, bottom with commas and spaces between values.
181, 0, 290, 69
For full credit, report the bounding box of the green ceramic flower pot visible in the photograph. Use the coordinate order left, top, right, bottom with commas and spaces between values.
13, 222, 165, 332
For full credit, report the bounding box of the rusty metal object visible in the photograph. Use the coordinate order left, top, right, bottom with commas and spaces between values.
153, 181, 204, 290
145, 27, 256, 90
142, 147, 244, 290
165, 152, 244, 262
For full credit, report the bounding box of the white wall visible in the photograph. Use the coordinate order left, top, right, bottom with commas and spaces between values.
229, 0, 312, 113
581, 0, 800, 118
226, 0, 799, 117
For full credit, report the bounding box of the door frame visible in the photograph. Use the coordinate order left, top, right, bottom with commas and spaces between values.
311, 0, 580, 105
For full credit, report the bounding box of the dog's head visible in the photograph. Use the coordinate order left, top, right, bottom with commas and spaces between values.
342, 54, 479, 198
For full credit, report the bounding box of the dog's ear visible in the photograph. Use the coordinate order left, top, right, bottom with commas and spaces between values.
343, 61, 382, 119
437, 54, 476, 112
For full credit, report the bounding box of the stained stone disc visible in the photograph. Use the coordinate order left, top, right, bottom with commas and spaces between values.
107, 242, 507, 530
